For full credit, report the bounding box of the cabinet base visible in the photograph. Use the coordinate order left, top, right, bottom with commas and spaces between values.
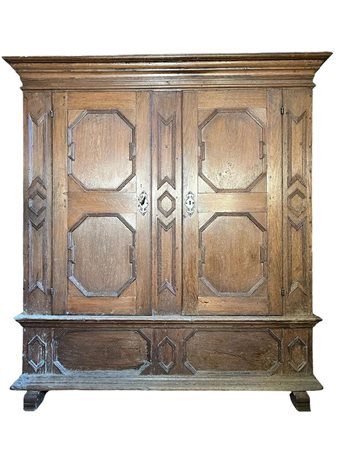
13, 373, 322, 411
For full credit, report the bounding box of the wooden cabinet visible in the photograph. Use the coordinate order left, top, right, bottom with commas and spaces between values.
4, 53, 331, 411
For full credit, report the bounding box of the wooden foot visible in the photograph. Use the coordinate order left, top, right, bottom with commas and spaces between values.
24, 391, 47, 411
290, 391, 310, 411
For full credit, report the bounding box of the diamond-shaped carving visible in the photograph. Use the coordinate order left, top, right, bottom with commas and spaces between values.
288, 336, 308, 372
29, 191, 46, 216
28, 335, 46, 373
157, 191, 176, 218
288, 188, 306, 218
158, 336, 176, 373
28, 177, 47, 230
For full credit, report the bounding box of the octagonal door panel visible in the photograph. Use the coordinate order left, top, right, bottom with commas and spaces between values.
183, 90, 283, 315
52, 92, 151, 314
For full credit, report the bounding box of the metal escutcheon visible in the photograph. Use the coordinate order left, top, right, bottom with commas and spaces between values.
137, 191, 149, 215
185, 191, 195, 216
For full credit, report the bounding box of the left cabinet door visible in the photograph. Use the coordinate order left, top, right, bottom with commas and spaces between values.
52, 92, 152, 315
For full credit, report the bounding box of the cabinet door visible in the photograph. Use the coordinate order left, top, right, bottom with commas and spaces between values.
52, 92, 151, 314
183, 90, 283, 315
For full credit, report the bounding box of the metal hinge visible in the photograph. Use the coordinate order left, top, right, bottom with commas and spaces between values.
50, 110, 54, 118
281, 288, 286, 296
280, 106, 285, 115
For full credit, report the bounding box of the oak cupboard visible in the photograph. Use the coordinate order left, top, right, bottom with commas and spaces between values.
4, 53, 331, 411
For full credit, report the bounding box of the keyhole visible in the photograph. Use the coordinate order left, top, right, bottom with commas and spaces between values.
141, 196, 146, 205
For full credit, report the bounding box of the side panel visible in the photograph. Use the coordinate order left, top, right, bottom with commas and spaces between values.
283, 89, 313, 314
23, 92, 52, 313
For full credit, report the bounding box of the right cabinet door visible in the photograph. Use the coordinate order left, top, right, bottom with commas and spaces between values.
182, 89, 283, 315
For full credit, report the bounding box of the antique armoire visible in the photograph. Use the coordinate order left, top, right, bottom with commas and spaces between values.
4, 53, 331, 411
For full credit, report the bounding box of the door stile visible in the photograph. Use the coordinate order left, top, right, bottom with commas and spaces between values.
136, 91, 152, 314
266, 89, 283, 314
52, 92, 68, 314
182, 91, 199, 315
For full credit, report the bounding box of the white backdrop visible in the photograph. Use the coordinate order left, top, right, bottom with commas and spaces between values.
0, 1, 337, 449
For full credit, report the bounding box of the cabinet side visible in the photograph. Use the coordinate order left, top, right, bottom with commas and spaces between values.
23, 92, 53, 313
282, 88, 313, 315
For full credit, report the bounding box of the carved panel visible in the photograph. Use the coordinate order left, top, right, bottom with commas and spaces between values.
157, 219, 176, 295
54, 330, 150, 372
157, 114, 176, 189
68, 214, 136, 297
157, 191, 175, 218
68, 110, 136, 191
185, 329, 281, 373
199, 213, 266, 296
288, 336, 308, 372
287, 111, 307, 187
24, 93, 52, 313
152, 92, 182, 314
198, 109, 266, 192
140, 328, 194, 375
284, 90, 312, 314
27, 335, 47, 373
158, 336, 176, 373
287, 217, 307, 297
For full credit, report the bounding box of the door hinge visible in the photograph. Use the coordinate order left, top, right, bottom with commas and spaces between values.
48, 287, 55, 297
50, 110, 54, 118
281, 288, 286, 296
280, 106, 285, 115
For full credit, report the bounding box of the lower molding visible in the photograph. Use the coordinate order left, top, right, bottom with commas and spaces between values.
12, 372, 323, 392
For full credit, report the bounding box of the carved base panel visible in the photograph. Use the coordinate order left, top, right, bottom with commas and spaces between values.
14, 314, 322, 406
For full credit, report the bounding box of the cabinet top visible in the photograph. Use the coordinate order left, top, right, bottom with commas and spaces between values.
3, 52, 332, 90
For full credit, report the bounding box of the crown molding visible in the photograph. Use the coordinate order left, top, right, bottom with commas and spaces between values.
3, 52, 332, 90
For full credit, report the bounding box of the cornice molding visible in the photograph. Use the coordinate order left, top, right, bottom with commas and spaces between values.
3, 52, 332, 90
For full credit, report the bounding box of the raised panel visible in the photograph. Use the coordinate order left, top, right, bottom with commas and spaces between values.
68, 214, 135, 297
157, 114, 176, 188
199, 109, 265, 192
157, 219, 176, 296
287, 112, 307, 187
55, 330, 149, 372
199, 213, 266, 296
68, 110, 135, 190
185, 330, 281, 373
24, 93, 52, 313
